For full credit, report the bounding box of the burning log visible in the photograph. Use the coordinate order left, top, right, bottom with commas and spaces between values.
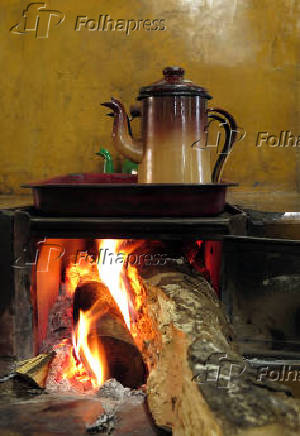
40, 238, 299, 434
45, 279, 146, 393
132, 264, 300, 436
73, 281, 119, 325
96, 312, 134, 346
100, 336, 146, 389
73, 281, 146, 388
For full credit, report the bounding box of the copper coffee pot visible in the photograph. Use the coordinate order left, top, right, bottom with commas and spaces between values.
102, 67, 237, 184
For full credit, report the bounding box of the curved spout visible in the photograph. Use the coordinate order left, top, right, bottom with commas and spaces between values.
101, 98, 143, 164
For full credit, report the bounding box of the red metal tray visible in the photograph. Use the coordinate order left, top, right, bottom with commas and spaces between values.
23, 173, 237, 217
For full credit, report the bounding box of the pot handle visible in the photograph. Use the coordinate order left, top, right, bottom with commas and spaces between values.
207, 108, 238, 183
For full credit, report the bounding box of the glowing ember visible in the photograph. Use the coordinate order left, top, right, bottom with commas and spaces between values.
49, 239, 145, 392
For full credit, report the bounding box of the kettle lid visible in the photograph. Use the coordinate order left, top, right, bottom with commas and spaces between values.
137, 66, 212, 100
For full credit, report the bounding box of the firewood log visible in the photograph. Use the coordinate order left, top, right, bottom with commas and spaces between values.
96, 312, 134, 346
0, 352, 55, 397
15, 352, 55, 388
132, 264, 300, 436
73, 281, 117, 325
73, 282, 145, 389
101, 337, 146, 389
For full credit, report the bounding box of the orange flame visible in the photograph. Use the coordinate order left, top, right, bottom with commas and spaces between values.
71, 310, 105, 387
57, 239, 143, 391
97, 239, 131, 329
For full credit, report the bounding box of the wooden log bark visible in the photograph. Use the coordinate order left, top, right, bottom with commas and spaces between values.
96, 312, 134, 346
132, 264, 300, 436
94, 311, 146, 388
101, 337, 146, 389
0, 352, 55, 398
73, 281, 118, 325
15, 352, 55, 388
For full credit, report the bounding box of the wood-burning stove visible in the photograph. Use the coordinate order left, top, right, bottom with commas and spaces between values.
1, 204, 300, 435
0, 204, 246, 369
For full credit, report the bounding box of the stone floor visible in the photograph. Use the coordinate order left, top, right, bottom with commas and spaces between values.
0, 393, 164, 436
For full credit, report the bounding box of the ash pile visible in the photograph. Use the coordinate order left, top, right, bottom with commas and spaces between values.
86, 378, 146, 434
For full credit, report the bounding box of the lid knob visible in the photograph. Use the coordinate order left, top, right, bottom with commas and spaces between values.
163, 66, 185, 81
137, 67, 212, 100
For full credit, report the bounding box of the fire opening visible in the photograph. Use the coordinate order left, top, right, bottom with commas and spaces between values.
32, 238, 222, 393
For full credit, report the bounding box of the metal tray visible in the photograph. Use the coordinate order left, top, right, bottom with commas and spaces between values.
23, 173, 237, 217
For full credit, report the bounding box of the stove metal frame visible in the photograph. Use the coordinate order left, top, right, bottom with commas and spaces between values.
3, 204, 300, 371
14, 204, 247, 240
3, 204, 246, 362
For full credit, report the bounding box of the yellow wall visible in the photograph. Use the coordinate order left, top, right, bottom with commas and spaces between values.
0, 0, 299, 194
